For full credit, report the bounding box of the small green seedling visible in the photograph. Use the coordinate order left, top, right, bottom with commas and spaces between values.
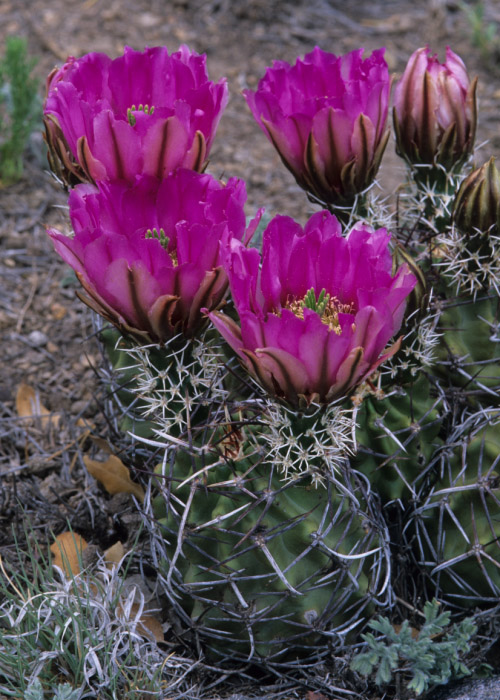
461, 1, 500, 65
0, 36, 41, 185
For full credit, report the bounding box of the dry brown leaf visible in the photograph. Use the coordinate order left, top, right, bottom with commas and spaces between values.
83, 454, 145, 502
15, 382, 60, 428
89, 435, 114, 453
393, 623, 420, 639
50, 532, 88, 576
135, 607, 164, 643
104, 541, 125, 566
50, 302, 67, 320
117, 602, 164, 643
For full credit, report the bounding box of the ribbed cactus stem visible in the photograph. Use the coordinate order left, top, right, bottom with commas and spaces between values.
399, 164, 468, 238
437, 224, 500, 298
100, 327, 230, 441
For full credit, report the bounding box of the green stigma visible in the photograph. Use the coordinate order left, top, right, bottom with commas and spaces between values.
303, 288, 330, 316
127, 103, 155, 126
146, 227, 169, 250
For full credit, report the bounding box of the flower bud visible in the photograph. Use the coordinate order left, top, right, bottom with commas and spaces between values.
452, 157, 500, 234
393, 47, 477, 170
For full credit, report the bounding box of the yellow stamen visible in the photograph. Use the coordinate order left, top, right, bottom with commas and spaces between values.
145, 228, 178, 266
127, 103, 155, 126
283, 292, 355, 335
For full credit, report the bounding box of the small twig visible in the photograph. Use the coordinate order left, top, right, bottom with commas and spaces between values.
15, 274, 38, 334
395, 595, 427, 619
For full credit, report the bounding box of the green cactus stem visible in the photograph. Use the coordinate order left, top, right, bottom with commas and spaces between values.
150, 428, 390, 661
352, 374, 444, 504
409, 415, 500, 607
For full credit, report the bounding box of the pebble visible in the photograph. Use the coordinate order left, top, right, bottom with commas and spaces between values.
427, 677, 500, 700
28, 330, 48, 347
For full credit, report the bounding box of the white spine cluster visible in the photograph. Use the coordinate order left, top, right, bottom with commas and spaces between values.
397, 165, 465, 236
256, 398, 356, 487
383, 300, 442, 380
331, 183, 396, 233
437, 224, 500, 298
112, 332, 229, 439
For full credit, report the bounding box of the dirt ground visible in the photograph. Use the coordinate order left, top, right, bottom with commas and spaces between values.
2, 0, 500, 696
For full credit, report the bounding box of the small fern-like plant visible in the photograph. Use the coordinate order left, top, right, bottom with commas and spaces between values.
350, 599, 477, 697
24, 679, 80, 700
0, 36, 41, 185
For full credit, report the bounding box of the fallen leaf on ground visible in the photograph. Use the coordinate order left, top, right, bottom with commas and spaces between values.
104, 541, 125, 566
83, 454, 145, 502
89, 435, 114, 453
50, 532, 88, 576
134, 607, 164, 643
50, 302, 67, 320
117, 601, 164, 643
15, 382, 60, 429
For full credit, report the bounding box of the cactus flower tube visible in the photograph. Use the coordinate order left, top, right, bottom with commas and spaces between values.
47, 169, 261, 343
439, 157, 500, 296
44, 45, 228, 185
393, 46, 477, 170
208, 211, 416, 408
244, 47, 390, 209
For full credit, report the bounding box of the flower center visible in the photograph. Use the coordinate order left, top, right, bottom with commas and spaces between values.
145, 227, 178, 266
127, 103, 155, 126
286, 287, 354, 334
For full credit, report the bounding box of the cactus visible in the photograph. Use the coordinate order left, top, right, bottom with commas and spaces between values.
45, 40, 500, 695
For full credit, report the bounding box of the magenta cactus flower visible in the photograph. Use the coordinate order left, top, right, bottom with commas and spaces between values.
47, 169, 261, 343
44, 45, 228, 186
393, 46, 477, 169
243, 47, 390, 207
208, 211, 416, 408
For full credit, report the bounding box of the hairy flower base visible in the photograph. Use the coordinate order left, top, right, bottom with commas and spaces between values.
257, 398, 356, 486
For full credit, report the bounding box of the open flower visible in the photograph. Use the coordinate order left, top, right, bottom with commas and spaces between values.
47, 169, 261, 343
393, 46, 477, 169
44, 45, 228, 186
244, 47, 390, 207
208, 212, 416, 408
